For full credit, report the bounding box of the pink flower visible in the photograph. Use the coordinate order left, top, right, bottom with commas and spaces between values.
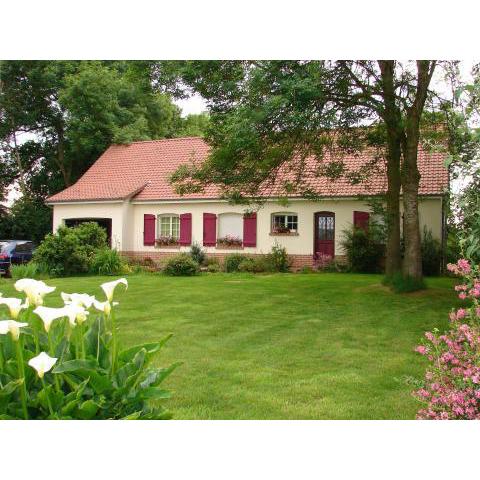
415, 345, 427, 355
456, 308, 467, 320
459, 292, 467, 300
457, 259, 471, 275
425, 332, 435, 342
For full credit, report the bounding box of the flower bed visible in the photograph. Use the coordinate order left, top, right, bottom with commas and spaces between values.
0, 277, 178, 419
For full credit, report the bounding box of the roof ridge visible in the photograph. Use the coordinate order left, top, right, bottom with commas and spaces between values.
111, 136, 205, 146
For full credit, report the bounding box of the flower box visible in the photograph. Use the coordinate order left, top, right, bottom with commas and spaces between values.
155, 236, 180, 248
216, 235, 243, 248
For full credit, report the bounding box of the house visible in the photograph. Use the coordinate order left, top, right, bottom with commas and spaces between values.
46, 137, 449, 269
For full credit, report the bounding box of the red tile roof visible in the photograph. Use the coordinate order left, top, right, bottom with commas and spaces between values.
47, 137, 449, 203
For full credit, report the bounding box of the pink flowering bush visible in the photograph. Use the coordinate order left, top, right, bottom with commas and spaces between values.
413, 258, 480, 419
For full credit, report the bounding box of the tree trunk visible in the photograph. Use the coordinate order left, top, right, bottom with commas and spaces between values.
384, 140, 402, 276
401, 137, 422, 280
378, 60, 402, 277
400, 61, 436, 281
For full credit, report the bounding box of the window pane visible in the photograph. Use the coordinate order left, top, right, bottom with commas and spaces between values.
172, 216, 180, 239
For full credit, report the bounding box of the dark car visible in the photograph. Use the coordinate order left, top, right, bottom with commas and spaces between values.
0, 240, 35, 277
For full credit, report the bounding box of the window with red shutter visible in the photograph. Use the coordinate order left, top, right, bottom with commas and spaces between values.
179, 213, 192, 246
353, 211, 370, 232
243, 213, 257, 247
203, 213, 217, 246
143, 214, 156, 246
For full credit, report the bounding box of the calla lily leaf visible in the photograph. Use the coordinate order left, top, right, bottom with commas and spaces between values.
118, 334, 173, 363
52, 359, 99, 374
0, 379, 24, 397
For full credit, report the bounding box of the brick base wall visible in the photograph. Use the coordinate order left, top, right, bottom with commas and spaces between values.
121, 250, 346, 271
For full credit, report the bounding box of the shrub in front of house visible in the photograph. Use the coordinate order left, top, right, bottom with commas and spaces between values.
412, 259, 480, 419
189, 242, 206, 266
163, 254, 200, 276
33, 222, 108, 277
264, 244, 291, 272
421, 227, 442, 276
0, 277, 178, 419
238, 256, 268, 273
224, 253, 248, 272
204, 257, 221, 273
341, 225, 384, 273
90, 248, 126, 276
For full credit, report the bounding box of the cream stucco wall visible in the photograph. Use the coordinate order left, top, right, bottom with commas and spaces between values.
51, 197, 444, 257
52, 201, 127, 250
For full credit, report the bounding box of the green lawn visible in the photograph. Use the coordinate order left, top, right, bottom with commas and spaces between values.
0, 272, 458, 419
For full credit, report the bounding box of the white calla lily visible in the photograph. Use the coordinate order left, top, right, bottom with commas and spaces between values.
101, 278, 128, 302
0, 319, 29, 341
93, 299, 118, 316
0, 297, 29, 319
28, 352, 57, 378
15, 279, 56, 306
63, 303, 89, 326
61, 292, 96, 309
33, 306, 68, 332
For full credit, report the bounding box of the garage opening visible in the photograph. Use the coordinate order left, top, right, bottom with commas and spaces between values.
64, 218, 112, 247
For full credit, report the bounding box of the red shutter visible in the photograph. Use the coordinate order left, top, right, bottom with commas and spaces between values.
203, 213, 217, 246
143, 214, 156, 246
179, 213, 192, 246
353, 211, 370, 232
243, 213, 257, 247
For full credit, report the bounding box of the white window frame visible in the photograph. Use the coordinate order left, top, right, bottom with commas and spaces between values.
271, 212, 299, 233
157, 214, 180, 239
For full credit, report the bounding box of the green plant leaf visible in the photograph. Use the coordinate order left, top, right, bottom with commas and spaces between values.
52, 359, 99, 374
0, 379, 23, 397
118, 334, 173, 363
77, 399, 100, 420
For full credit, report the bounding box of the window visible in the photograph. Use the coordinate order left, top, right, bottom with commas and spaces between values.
272, 213, 298, 234
218, 213, 243, 239
14, 242, 34, 253
157, 215, 180, 239
217, 213, 243, 246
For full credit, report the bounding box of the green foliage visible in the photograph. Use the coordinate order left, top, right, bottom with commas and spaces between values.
341, 225, 384, 273
189, 242, 206, 266
0, 60, 189, 206
0, 278, 178, 419
204, 257, 221, 273
264, 244, 291, 272
163, 254, 199, 276
9, 263, 44, 280
4, 196, 52, 244
206, 262, 221, 273
224, 253, 248, 273
238, 257, 268, 273
383, 272, 426, 293
177, 113, 211, 137
90, 248, 126, 276
421, 228, 441, 276
33, 222, 108, 277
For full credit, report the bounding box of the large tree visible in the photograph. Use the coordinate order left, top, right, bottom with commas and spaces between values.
168, 60, 447, 282
0, 60, 210, 241
0, 60, 208, 198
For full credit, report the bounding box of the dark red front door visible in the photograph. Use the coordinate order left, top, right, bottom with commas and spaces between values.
314, 212, 335, 258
